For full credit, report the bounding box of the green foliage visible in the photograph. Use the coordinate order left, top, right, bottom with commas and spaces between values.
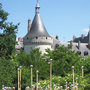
0, 3, 18, 58
14, 48, 49, 89
0, 46, 90, 89
39, 73, 90, 89
0, 57, 18, 89
0, 2, 19, 89
13, 46, 90, 89
0, 3, 8, 28
44, 45, 84, 76
0, 2, 90, 90
83, 56, 90, 74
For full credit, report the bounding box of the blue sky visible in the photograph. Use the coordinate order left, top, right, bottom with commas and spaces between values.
1, 0, 90, 41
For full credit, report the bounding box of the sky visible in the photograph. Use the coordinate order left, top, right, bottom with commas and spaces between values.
0, 0, 90, 41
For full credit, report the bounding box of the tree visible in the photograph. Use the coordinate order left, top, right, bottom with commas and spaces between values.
14, 48, 50, 89
0, 3, 18, 58
1, 46, 88, 90
44, 45, 84, 76
82, 56, 90, 74
0, 57, 18, 89
0, 2, 19, 89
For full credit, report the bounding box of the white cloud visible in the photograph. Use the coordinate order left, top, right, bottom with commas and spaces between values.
83, 28, 89, 32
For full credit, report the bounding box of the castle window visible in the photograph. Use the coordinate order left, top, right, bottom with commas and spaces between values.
56, 35, 58, 40
36, 36, 38, 39
84, 51, 88, 56
46, 37, 47, 39
77, 51, 81, 55
55, 44, 59, 47
27, 37, 28, 39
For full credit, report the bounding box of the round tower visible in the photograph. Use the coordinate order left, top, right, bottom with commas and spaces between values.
23, 2, 53, 54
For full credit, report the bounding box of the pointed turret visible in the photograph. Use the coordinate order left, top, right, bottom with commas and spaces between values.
23, 1, 53, 54
35, 1, 40, 14
25, 1, 50, 38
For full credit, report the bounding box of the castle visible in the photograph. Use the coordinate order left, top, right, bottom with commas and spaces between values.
16, 2, 90, 57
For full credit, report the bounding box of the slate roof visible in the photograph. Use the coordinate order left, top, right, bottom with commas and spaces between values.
73, 31, 90, 43
52, 37, 90, 57
24, 2, 50, 38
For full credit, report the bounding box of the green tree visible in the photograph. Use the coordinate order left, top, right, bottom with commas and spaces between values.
0, 57, 18, 89
45, 45, 84, 76
1, 46, 88, 90
0, 3, 18, 58
0, 2, 19, 89
83, 56, 90, 74
14, 48, 50, 89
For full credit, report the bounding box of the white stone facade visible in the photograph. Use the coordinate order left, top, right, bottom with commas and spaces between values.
23, 37, 53, 54
24, 44, 52, 54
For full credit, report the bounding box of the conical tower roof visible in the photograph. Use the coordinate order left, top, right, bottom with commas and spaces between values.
25, 2, 50, 38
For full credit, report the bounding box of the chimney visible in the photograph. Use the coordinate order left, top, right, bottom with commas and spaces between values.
70, 40, 73, 50
73, 35, 76, 41
81, 34, 85, 39
88, 30, 90, 48
70, 40, 73, 46
28, 18, 31, 32
88, 42, 90, 48
78, 41, 80, 49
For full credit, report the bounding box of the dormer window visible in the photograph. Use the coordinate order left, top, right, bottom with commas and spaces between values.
84, 51, 88, 56
56, 36, 58, 40
36, 37, 38, 39
77, 51, 81, 55
55, 44, 59, 48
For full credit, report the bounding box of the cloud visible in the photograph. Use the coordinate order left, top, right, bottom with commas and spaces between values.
83, 28, 89, 32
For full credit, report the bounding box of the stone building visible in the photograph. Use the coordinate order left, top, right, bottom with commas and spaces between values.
16, 2, 90, 57
57, 30, 90, 57
23, 2, 53, 54
72, 30, 90, 57
15, 37, 23, 54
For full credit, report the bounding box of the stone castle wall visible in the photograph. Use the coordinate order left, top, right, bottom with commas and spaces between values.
23, 37, 53, 45
23, 37, 53, 54
24, 44, 52, 54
